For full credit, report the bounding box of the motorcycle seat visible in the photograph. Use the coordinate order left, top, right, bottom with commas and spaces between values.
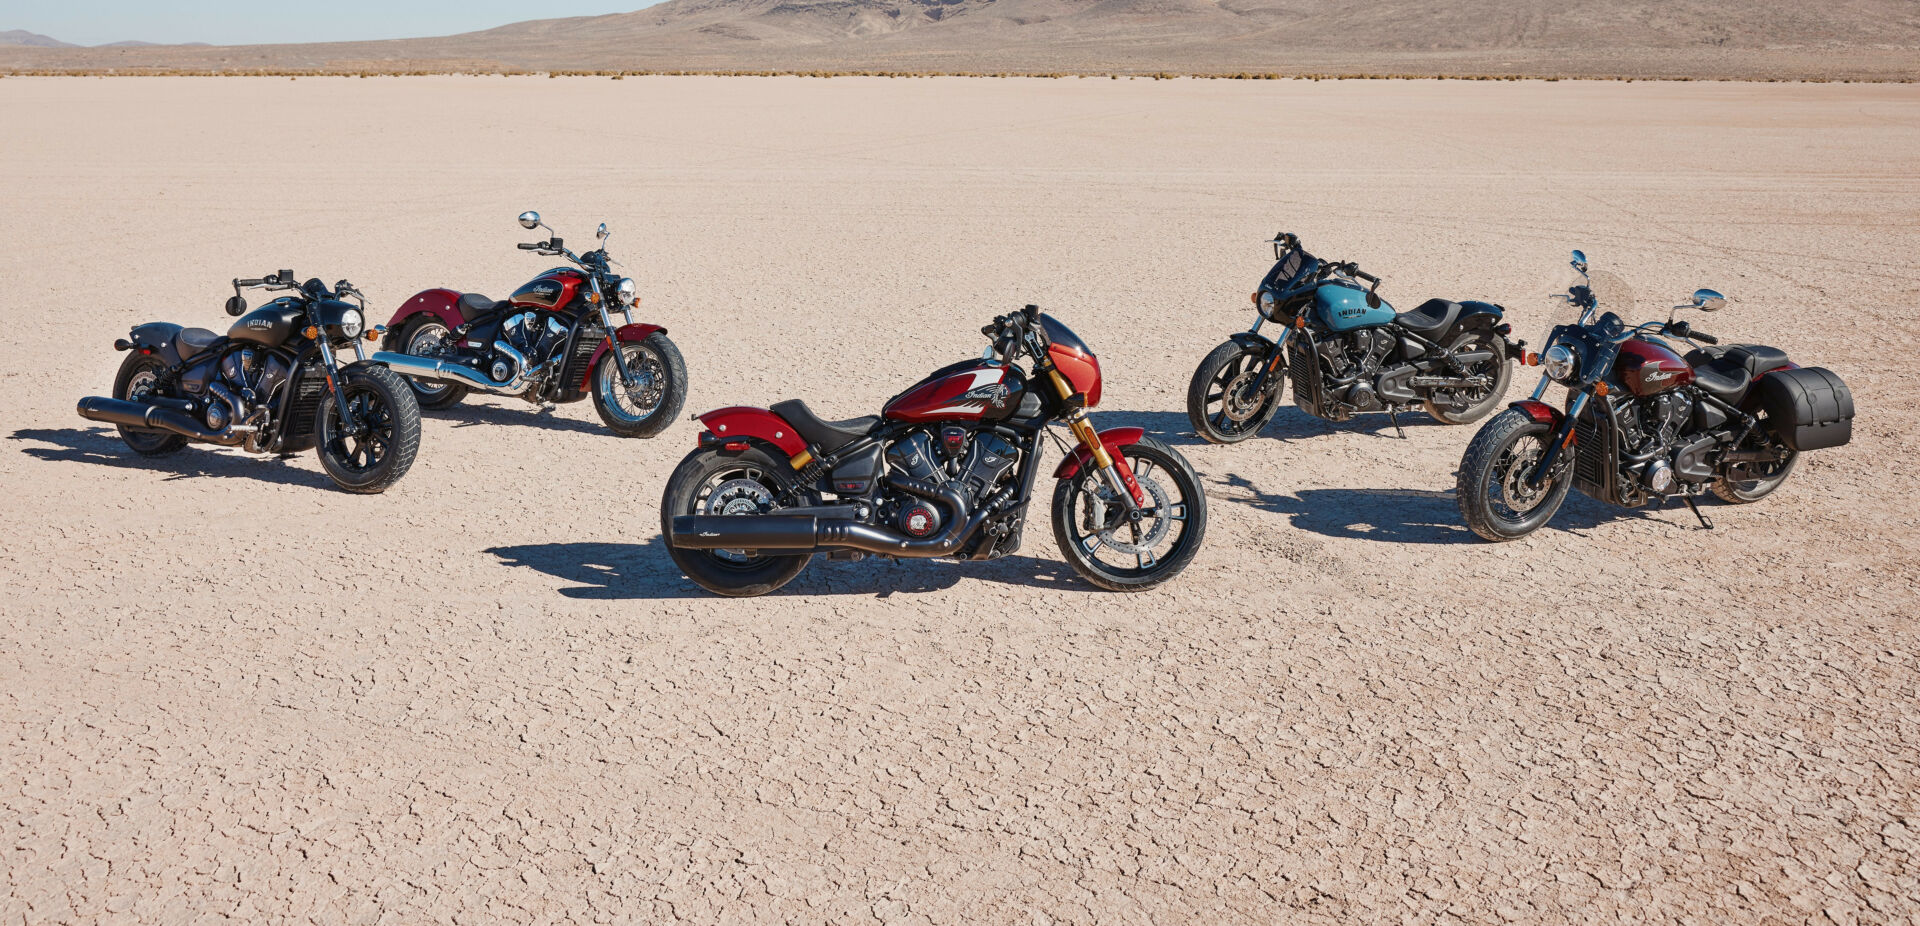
457, 292, 508, 322
770, 399, 878, 453
1393, 299, 1462, 337
1720, 344, 1791, 379
173, 327, 221, 360
1692, 363, 1750, 403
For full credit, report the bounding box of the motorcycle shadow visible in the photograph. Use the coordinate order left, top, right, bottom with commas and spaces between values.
1113, 407, 1446, 448
487, 537, 1075, 600
8, 427, 334, 490
1215, 472, 1655, 545
439, 399, 608, 436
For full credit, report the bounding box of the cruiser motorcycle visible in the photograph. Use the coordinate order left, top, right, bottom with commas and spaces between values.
78, 271, 422, 493
1456, 250, 1854, 541
372, 212, 685, 437
663, 304, 1207, 596
1187, 232, 1520, 442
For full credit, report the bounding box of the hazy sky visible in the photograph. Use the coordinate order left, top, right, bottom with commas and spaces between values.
3, 1, 662, 47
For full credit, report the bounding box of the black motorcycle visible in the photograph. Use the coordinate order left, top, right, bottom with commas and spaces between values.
1187, 233, 1521, 442
78, 271, 422, 493
1456, 250, 1855, 540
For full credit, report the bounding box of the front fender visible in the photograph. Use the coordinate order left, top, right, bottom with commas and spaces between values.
1510, 400, 1561, 426
695, 406, 807, 459
1228, 331, 1275, 354
383, 289, 464, 349
1053, 426, 1146, 479
579, 323, 669, 391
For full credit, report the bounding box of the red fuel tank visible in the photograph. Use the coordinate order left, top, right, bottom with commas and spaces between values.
510, 268, 586, 311
1617, 337, 1694, 397
883, 360, 1022, 423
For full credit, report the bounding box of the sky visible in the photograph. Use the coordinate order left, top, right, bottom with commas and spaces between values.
1, 1, 664, 47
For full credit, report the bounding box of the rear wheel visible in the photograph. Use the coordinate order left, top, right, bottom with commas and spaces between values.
315, 363, 421, 494
398, 317, 468, 410
662, 445, 810, 597
111, 352, 185, 456
1713, 447, 1799, 504
593, 333, 686, 438
1424, 329, 1513, 425
1052, 436, 1207, 591
1186, 339, 1282, 444
1456, 408, 1572, 542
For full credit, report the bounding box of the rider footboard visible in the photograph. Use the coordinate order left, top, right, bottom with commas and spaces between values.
1756, 367, 1853, 452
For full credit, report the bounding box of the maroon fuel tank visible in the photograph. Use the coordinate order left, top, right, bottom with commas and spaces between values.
882, 360, 1025, 424
510, 268, 587, 311
1616, 337, 1694, 397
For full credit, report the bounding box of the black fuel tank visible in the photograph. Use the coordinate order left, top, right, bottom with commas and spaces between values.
228, 300, 304, 347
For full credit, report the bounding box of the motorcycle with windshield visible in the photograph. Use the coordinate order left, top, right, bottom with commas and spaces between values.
1456, 250, 1854, 541
77, 271, 422, 493
1186, 232, 1520, 443
662, 304, 1207, 596
372, 211, 686, 437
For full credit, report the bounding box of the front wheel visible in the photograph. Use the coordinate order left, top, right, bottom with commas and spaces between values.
1424, 329, 1513, 425
661, 445, 811, 597
315, 362, 421, 494
593, 333, 686, 438
1186, 339, 1282, 444
1456, 407, 1573, 542
1052, 436, 1207, 591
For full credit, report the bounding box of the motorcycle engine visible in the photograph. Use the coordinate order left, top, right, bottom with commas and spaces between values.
883, 429, 1020, 537
1624, 393, 1696, 494
1321, 329, 1395, 412
207, 347, 290, 430
496, 311, 570, 380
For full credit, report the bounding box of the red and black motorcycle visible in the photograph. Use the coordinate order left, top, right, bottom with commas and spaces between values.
1456, 250, 1854, 540
662, 304, 1207, 596
371, 212, 685, 437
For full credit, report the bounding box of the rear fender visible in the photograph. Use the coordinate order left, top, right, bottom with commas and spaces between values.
1053, 426, 1146, 480
1510, 400, 1561, 426
695, 406, 807, 460
579, 323, 668, 391
1446, 301, 1507, 340
383, 289, 465, 349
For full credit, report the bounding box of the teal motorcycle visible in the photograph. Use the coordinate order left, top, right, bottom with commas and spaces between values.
1186, 233, 1521, 443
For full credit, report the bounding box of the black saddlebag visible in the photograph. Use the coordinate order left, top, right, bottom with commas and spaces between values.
1756, 366, 1853, 452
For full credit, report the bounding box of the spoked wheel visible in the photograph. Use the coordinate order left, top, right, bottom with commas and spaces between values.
1186, 340, 1282, 444
661, 445, 810, 597
1714, 429, 1799, 504
399, 318, 469, 410
1424, 330, 1513, 425
593, 332, 687, 438
1456, 408, 1572, 541
315, 363, 421, 494
111, 352, 185, 456
1052, 436, 1208, 591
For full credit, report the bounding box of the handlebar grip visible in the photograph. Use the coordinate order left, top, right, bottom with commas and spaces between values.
517, 242, 539, 250
1692, 331, 1719, 345
236, 278, 264, 287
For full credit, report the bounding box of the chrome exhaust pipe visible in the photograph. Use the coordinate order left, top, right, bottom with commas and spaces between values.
669, 477, 992, 559
369, 341, 536, 397
78, 396, 244, 445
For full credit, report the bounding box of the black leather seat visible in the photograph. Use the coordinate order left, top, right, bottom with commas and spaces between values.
1691, 363, 1750, 403
457, 292, 507, 322
1393, 299, 1462, 337
1720, 344, 1791, 379
174, 327, 221, 360
771, 399, 878, 453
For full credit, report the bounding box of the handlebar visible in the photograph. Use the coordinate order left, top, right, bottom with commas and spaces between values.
517, 242, 540, 250
1662, 320, 1718, 345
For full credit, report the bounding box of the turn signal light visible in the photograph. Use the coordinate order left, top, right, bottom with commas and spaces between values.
1249, 292, 1260, 306
303, 326, 320, 339
1594, 382, 1610, 396
1521, 350, 1540, 367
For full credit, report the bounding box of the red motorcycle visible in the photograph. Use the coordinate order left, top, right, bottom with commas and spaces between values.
662, 305, 1207, 596
371, 212, 685, 437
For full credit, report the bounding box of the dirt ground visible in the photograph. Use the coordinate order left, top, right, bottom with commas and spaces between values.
2, 76, 1917, 924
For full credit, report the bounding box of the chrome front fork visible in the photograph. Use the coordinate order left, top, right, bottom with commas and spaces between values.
592, 280, 637, 387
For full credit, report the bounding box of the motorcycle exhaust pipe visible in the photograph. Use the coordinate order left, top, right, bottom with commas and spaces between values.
669, 478, 991, 558
77, 396, 243, 445
369, 341, 536, 397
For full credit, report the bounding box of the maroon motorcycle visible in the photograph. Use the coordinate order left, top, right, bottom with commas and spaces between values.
371, 212, 685, 437
662, 304, 1207, 596
1457, 250, 1854, 540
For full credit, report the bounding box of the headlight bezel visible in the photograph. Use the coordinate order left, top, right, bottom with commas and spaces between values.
1542, 343, 1577, 383
615, 277, 637, 305
338, 308, 365, 338
1257, 289, 1281, 321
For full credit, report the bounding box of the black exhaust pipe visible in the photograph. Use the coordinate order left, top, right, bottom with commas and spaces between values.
669, 477, 993, 558
76, 396, 241, 445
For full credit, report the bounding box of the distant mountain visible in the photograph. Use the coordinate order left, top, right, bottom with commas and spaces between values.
3, 1, 1918, 78
0, 29, 75, 47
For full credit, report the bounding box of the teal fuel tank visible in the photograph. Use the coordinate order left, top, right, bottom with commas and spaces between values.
1312, 282, 1395, 332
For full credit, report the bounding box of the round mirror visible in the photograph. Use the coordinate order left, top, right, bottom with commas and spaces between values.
1570, 249, 1588, 274
517, 211, 541, 230
1693, 288, 1726, 312
596, 222, 609, 240
225, 295, 247, 317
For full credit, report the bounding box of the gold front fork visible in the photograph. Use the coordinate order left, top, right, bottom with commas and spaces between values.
1050, 368, 1138, 510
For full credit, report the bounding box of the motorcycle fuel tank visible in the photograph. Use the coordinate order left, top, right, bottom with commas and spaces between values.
1312, 282, 1396, 333
1617, 337, 1693, 397
883, 359, 1023, 423
228, 300, 305, 347
510, 268, 586, 311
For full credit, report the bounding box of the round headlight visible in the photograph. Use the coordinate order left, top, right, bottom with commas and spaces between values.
339, 308, 364, 337
1542, 344, 1577, 383
1258, 290, 1279, 320
616, 277, 636, 304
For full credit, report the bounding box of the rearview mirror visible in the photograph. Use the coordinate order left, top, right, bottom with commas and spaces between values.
1692, 288, 1725, 312
518, 211, 541, 230
1570, 250, 1588, 275
225, 295, 247, 317
596, 222, 609, 240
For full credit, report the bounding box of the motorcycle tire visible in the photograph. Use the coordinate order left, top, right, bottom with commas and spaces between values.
661, 444, 811, 597
1456, 407, 1572, 542
1052, 436, 1207, 591
314, 362, 422, 494
397, 316, 469, 411
593, 332, 687, 439
111, 352, 186, 456
1186, 339, 1283, 444
1424, 329, 1513, 425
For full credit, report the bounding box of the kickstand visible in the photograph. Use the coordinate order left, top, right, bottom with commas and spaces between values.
1386, 407, 1407, 439
1682, 496, 1714, 530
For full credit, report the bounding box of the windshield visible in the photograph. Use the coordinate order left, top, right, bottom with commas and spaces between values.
1040, 314, 1094, 358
